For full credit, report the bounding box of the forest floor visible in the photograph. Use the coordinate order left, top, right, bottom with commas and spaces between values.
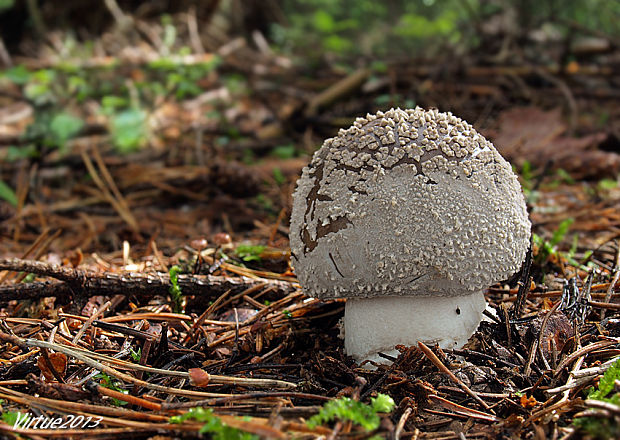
0, 12, 620, 439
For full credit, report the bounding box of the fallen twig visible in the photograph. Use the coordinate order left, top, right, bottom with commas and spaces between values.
417, 341, 493, 412
0, 258, 296, 302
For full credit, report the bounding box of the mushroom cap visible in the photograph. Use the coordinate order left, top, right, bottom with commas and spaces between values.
289, 107, 531, 299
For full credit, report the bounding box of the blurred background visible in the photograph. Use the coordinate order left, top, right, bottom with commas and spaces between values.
0, 0, 619, 257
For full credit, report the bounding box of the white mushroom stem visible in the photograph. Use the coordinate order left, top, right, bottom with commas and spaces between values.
343, 292, 487, 363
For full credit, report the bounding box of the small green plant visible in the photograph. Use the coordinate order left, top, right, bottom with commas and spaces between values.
170, 407, 258, 440
253, 194, 274, 212
0, 0, 14, 11
515, 160, 542, 205
519, 160, 534, 184
129, 347, 142, 362
307, 393, 395, 431
550, 218, 574, 249
1, 49, 221, 157
589, 359, 620, 401
282, 309, 292, 318
48, 112, 84, 148
272, 168, 286, 185
574, 358, 620, 438
270, 144, 297, 159
22, 273, 36, 283
553, 169, 575, 185
0, 181, 17, 206
374, 93, 415, 109
95, 372, 128, 406
597, 178, 618, 192
235, 245, 266, 262
533, 218, 574, 265
168, 265, 184, 313
109, 108, 148, 153
1, 411, 20, 426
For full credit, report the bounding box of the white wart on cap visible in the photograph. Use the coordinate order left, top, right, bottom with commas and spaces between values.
289, 107, 531, 363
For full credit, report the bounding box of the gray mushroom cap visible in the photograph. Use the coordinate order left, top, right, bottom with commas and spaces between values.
289, 107, 531, 299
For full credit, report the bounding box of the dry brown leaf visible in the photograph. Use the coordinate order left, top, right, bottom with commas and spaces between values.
37, 352, 68, 381
188, 367, 210, 387
488, 106, 618, 178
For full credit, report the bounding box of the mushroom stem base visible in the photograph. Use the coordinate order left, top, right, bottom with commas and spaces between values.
344, 292, 486, 363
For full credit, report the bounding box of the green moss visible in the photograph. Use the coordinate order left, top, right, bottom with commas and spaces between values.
307, 393, 395, 431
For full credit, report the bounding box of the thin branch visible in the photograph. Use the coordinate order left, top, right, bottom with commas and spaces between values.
0, 258, 296, 302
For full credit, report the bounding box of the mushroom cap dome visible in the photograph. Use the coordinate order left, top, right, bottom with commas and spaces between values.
289, 107, 531, 299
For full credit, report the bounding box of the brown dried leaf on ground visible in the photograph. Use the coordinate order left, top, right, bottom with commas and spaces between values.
487, 106, 618, 178
37, 352, 68, 381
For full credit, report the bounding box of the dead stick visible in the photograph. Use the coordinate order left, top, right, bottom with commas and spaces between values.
417, 341, 493, 412
94, 383, 162, 411
0, 332, 239, 399
161, 391, 330, 410
589, 301, 620, 310
305, 68, 370, 116
602, 242, 620, 319
394, 407, 413, 440
428, 394, 498, 422
0, 258, 296, 301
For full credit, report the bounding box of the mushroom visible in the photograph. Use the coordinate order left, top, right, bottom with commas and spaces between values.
289, 107, 531, 363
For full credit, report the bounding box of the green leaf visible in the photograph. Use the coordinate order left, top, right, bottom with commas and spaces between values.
575, 357, 620, 438
49, 113, 84, 145
590, 358, 620, 400
0, 0, 15, 11
168, 73, 202, 98
32, 69, 56, 84
395, 9, 458, 39
375, 94, 392, 105
7, 145, 39, 161
270, 145, 296, 159
574, 415, 620, 439
597, 178, 618, 191
550, 218, 574, 247
324, 35, 352, 53
521, 160, 533, 183
170, 407, 258, 440
235, 245, 265, 262
95, 372, 128, 406
110, 109, 148, 153
308, 397, 379, 430
313, 10, 335, 32
101, 96, 129, 111
370, 61, 388, 73
0, 180, 18, 206
168, 265, 184, 313
555, 169, 575, 184
24, 82, 53, 104
1, 411, 19, 426
163, 23, 177, 49
371, 394, 395, 413
148, 58, 177, 70
68, 75, 91, 101
307, 393, 394, 431
3, 65, 30, 84
129, 347, 141, 362
254, 194, 273, 211
273, 168, 285, 185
